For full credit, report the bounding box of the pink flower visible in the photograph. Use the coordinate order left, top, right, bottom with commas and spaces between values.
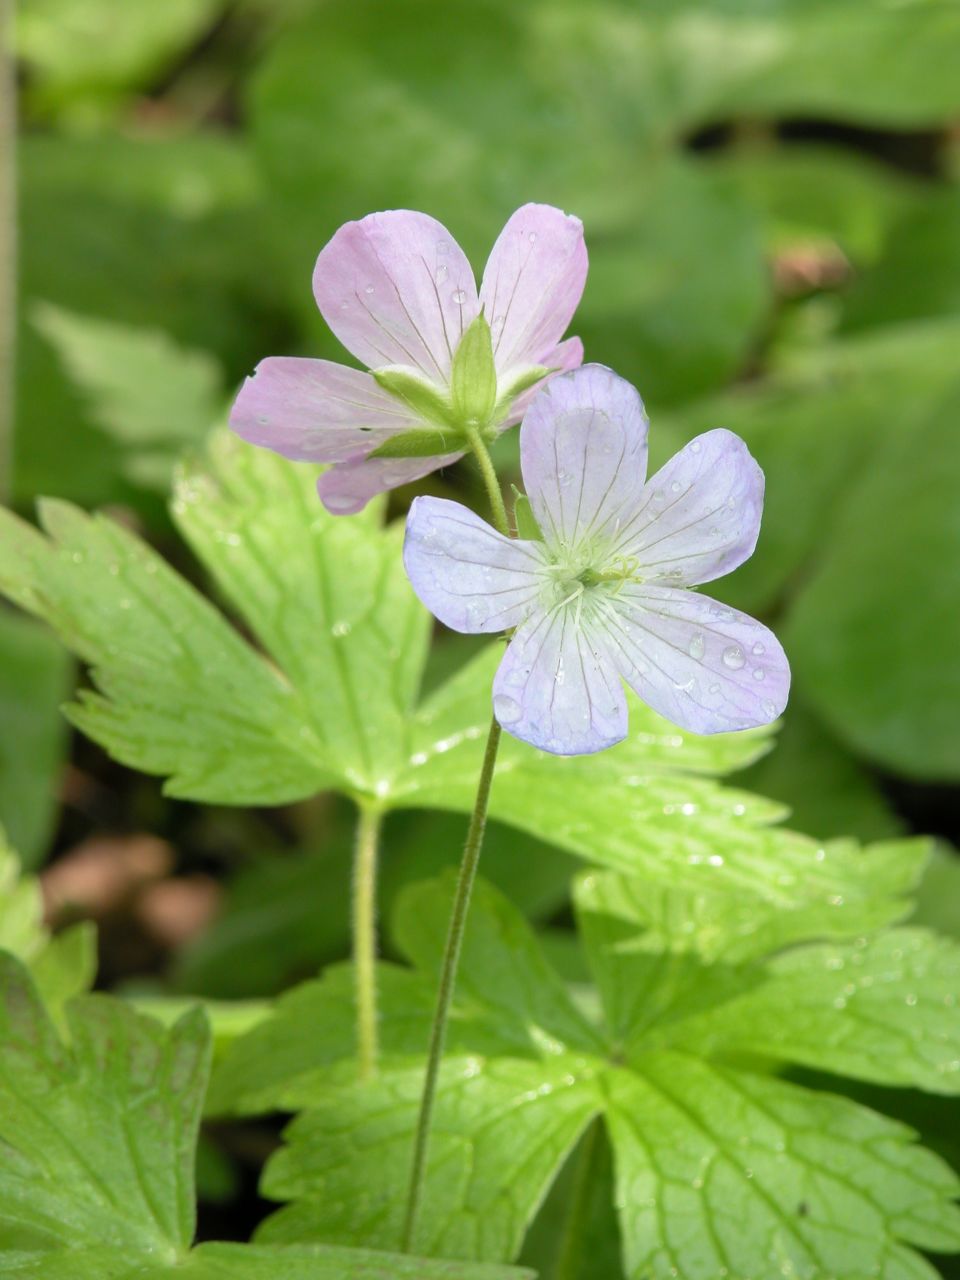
230, 205, 587, 514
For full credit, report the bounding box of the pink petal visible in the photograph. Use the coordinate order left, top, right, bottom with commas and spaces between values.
500, 336, 585, 428
602, 584, 790, 735
480, 204, 588, 377
317, 450, 464, 516
403, 497, 546, 633
313, 211, 479, 381
493, 603, 628, 755
520, 364, 649, 552
610, 430, 765, 586
230, 358, 419, 463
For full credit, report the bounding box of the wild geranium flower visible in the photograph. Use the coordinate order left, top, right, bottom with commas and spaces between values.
230, 204, 586, 514
403, 364, 790, 754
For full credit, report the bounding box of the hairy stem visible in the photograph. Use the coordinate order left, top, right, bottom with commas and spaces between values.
401, 714, 503, 1250
552, 1118, 601, 1280
0, 0, 16, 505
464, 426, 510, 537
352, 803, 383, 1081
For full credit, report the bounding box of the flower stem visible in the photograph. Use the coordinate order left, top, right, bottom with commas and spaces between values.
0, 0, 17, 505
352, 802, 383, 1081
551, 1118, 601, 1280
401, 714, 502, 1251
464, 426, 510, 537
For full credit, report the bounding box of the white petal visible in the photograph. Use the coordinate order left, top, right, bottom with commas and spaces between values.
610, 430, 764, 585
520, 365, 649, 553
493, 601, 628, 755
403, 497, 546, 633
602, 584, 790, 735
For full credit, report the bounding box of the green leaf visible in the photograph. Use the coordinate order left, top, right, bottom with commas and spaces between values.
662, 317, 960, 618
259, 1054, 602, 1260
0, 956, 531, 1280
660, 928, 960, 1095
737, 697, 904, 841
707, 143, 922, 267
843, 187, 960, 332
205, 963, 438, 1116
17, 132, 266, 505
32, 303, 224, 490
0, 431, 431, 805
15, 0, 224, 121
0, 609, 71, 868
785, 380, 960, 778
0, 1243, 533, 1279
261, 875, 960, 1275
392, 647, 925, 912
605, 1053, 960, 1280
395, 875, 604, 1057
0, 955, 208, 1255
450, 314, 497, 426
0, 832, 95, 1012
172, 431, 431, 796
0, 495, 329, 805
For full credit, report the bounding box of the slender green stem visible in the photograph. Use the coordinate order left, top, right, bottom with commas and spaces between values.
464, 426, 510, 537
0, 0, 16, 505
401, 715, 502, 1250
552, 1119, 601, 1280
352, 803, 383, 1081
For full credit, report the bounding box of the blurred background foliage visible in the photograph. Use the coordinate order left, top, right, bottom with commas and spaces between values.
5, 0, 960, 1246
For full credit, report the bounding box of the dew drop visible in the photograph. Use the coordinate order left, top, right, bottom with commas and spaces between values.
905, 993, 918, 1007
452, 289, 467, 304
364, 283, 375, 294
762, 699, 777, 718
331, 620, 352, 638
670, 480, 682, 493
688, 632, 705, 660
528, 231, 538, 243
722, 645, 745, 670
493, 694, 521, 725
653, 489, 665, 502
751, 642, 765, 656
708, 682, 721, 695
752, 667, 765, 682
690, 441, 702, 454
435, 264, 448, 285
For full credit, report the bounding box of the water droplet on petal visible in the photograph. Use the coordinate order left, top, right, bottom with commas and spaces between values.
493, 694, 522, 725
752, 642, 765, 656
435, 264, 448, 285
670, 481, 682, 493
752, 667, 765, 682
364, 283, 375, 294
762, 699, 777, 718
688, 632, 705, 660
722, 645, 745, 670
452, 289, 467, 304
331, 620, 352, 638
528, 231, 538, 243
690, 441, 702, 454
708, 682, 721, 695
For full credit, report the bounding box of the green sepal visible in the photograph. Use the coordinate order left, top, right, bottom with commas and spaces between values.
368, 428, 465, 459
492, 364, 551, 423
372, 366, 456, 428
450, 313, 498, 426
511, 487, 543, 541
